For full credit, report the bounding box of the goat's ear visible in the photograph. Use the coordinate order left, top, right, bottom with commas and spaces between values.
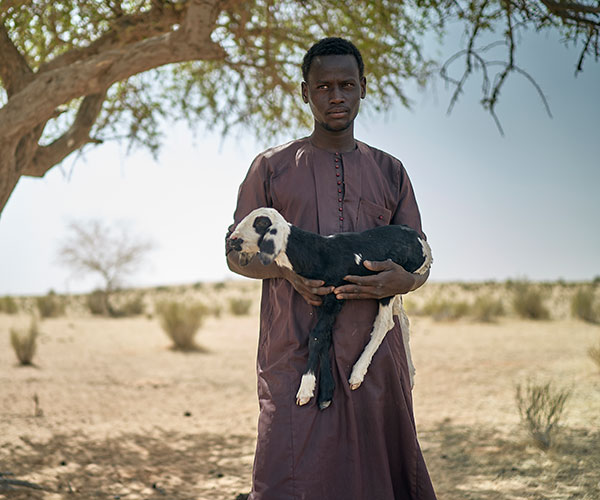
258, 236, 277, 266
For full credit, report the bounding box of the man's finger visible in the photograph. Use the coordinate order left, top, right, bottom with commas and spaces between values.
302, 277, 325, 287
341, 274, 378, 286
334, 284, 376, 296
363, 259, 394, 271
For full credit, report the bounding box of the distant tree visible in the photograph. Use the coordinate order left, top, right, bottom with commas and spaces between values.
1, 0, 598, 215
57, 219, 154, 315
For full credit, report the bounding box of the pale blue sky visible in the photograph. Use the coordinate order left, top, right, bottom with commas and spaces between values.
0, 28, 598, 295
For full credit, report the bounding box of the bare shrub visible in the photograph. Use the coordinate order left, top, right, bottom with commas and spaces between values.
58, 219, 154, 316
10, 318, 40, 365
36, 290, 66, 318
515, 379, 570, 449
156, 301, 208, 351
512, 282, 550, 320
571, 288, 599, 324
229, 297, 253, 316
0, 296, 19, 314
588, 342, 600, 371
421, 298, 470, 321
471, 295, 505, 322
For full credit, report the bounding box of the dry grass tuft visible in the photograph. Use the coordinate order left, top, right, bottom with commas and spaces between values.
112, 293, 146, 317
156, 301, 208, 351
588, 342, 600, 371
470, 295, 505, 322
571, 288, 599, 323
515, 379, 570, 449
420, 298, 470, 321
36, 291, 66, 318
229, 297, 253, 316
511, 282, 550, 320
87, 290, 109, 315
0, 295, 19, 314
10, 317, 40, 365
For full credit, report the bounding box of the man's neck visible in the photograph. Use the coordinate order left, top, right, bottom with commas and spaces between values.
309, 124, 356, 153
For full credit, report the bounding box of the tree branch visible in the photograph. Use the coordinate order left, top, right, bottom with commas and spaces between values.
541, 0, 600, 17
23, 92, 107, 177
38, 1, 187, 74
0, 22, 33, 96
0, 0, 226, 142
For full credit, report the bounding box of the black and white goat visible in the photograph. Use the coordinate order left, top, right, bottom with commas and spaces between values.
227, 207, 432, 410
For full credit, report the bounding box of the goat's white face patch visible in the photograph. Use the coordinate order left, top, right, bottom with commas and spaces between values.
229, 207, 291, 267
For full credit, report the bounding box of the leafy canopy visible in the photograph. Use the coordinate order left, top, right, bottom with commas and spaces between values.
0, 1, 597, 180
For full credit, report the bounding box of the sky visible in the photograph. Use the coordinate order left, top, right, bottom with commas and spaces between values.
0, 27, 599, 295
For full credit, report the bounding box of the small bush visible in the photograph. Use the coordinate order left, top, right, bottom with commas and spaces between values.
87, 290, 109, 315
10, 318, 40, 365
229, 297, 253, 316
512, 282, 550, 320
156, 301, 208, 350
571, 288, 599, 323
588, 342, 600, 371
421, 298, 470, 321
113, 294, 145, 317
0, 296, 19, 314
36, 291, 66, 318
471, 295, 505, 322
515, 379, 570, 449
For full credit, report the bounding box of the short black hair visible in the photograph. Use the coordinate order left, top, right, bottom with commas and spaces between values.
301, 37, 364, 81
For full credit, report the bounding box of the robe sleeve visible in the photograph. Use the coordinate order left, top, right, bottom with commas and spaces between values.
391, 161, 426, 241
225, 154, 273, 246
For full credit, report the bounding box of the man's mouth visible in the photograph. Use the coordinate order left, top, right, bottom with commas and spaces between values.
327, 108, 349, 118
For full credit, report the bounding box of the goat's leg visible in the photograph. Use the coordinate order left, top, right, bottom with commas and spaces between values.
349, 297, 396, 390
394, 297, 416, 388
296, 296, 342, 407
296, 329, 322, 406
316, 327, 335, 410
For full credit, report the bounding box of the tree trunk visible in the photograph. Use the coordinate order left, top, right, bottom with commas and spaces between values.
0, 139, 20, 215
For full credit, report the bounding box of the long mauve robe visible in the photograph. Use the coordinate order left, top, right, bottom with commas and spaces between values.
228, 137, 437, 500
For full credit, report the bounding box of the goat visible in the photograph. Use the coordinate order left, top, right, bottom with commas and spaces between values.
227, 207, 432, 410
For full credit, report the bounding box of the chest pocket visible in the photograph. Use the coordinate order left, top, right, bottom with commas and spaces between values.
356, 198, 391, 232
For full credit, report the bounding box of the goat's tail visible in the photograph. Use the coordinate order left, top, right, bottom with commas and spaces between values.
414, 237, 433, 275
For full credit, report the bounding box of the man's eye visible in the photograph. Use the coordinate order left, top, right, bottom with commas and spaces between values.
317, 84, 329, 89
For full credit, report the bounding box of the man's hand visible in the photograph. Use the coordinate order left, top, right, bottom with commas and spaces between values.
333, 260, 427, 300
280, 267, 334, 306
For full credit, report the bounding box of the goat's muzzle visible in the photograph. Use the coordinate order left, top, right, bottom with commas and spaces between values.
227, 237, 243, 252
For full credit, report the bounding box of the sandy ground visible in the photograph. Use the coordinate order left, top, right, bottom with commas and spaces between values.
1, 284, 600, 499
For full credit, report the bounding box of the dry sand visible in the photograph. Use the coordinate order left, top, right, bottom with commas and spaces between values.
1, 283, 599, 499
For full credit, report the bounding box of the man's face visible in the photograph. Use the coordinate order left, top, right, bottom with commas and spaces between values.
302, 54, 366, 133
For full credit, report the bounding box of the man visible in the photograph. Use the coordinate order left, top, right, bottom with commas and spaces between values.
226, 37, 437, 500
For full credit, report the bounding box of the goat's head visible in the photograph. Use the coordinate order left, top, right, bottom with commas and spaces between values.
227, 208, 290, 266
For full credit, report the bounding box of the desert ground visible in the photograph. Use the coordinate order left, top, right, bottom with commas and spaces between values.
1, 281, 599, 500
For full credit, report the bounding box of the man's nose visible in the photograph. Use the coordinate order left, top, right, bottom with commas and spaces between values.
330, 85, 344, 103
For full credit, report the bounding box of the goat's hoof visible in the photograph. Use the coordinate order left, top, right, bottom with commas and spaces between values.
318, 400, 331, 410
296, 396, 310, 406
349, 381, 362, 390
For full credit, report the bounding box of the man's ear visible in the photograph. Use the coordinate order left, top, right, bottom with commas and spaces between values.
360, 76, 367, 99
301, 81, 309, 103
